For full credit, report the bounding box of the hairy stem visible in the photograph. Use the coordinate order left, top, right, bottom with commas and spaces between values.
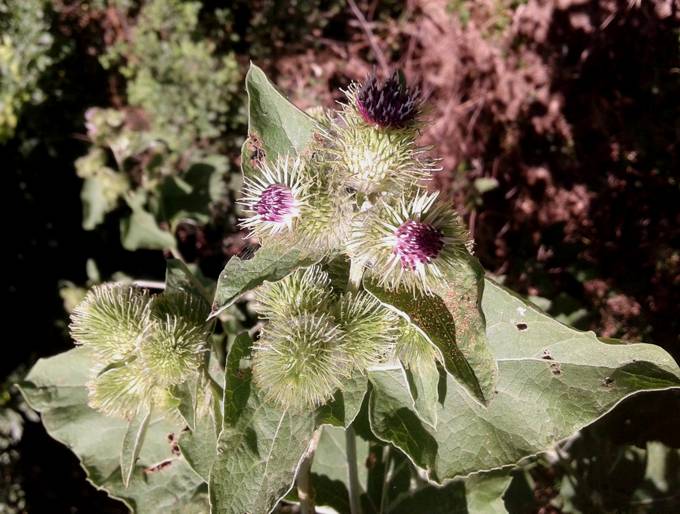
346, 425, 363, 514
297, 429, 322, 514
347, 258, 365, 293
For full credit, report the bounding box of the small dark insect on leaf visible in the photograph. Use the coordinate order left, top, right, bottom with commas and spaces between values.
247, 134, 265, 166
516, 323, 528, 331
550, 362, 562, 375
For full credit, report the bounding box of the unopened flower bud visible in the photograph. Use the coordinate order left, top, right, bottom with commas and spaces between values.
355, 71, 421, 129
336, 292, 398, 369
70, 284, 151, 363
252, 314, 348, 411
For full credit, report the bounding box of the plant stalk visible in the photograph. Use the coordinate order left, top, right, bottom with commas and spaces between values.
346, 425, 363, 514
347, 258, 364, 293
297, 429, 322, 514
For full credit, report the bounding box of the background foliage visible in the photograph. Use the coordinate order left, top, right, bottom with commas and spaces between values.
5, 0, 680, 512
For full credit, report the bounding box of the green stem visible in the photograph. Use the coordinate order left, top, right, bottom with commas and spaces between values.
346, 425, 363, 514
379, 445, 392, 514
347, 258, 364, 293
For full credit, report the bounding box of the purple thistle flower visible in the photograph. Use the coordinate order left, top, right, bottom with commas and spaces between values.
356, 71, 421, 128
393, 220, 444, 269
255, 184, 297, 223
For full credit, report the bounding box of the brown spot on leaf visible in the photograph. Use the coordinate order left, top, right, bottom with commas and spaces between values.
602, 376, 614, 387
516, 322, 528, 331
541, 349, 553, 360
550, 362, 561, 375
144, 459, 174, 474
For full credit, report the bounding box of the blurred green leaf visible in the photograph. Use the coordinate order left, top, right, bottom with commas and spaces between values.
120, 204, 176, 251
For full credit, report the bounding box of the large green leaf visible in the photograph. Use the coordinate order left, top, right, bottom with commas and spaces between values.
209, 333, 316, 514
178, 402, 218, 484
18, 348, 205, 513
209, 243, 322, 319
316, 374, 368, 428
309, 424, 514, 514
404, 357, 441, 428
243, 63, 316, 168
310, 425, 371, 512
364, 254, 496, 405
367, 279, 680, 482
389, 471, 513, 514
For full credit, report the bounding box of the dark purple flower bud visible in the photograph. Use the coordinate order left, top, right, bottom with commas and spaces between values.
393, 220, 444, 269
356, 71, 421, 128
255, 184, 298, 223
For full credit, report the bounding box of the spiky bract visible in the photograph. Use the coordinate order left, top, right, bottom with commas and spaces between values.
87, 362, 153, 418
336, 292, 398, 369
139, 316, 206, 387
255, 266, 333, 320
239, 156, 309, 240
354, 71, 422, 128
70, 284, 151, 362
396, 321, 440, 370
252, 314, 348, 411
348, 192, 472, 294
321, 113, 431, 195
295, 167, 354, 252
151, 291, 210, 331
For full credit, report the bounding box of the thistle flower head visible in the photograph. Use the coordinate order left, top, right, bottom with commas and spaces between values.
252, 314, 348, 411
255, 266, 333, 320
139, 316, 206, 387
239, 156, 309, 240
348, 191, 472, 294
87, 362, 154, 418
336, 292, 398, 369
354, 71, 421, 128
70, 284, 151, 362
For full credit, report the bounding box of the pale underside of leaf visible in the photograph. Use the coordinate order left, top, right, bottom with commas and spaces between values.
18, 348, 205, 513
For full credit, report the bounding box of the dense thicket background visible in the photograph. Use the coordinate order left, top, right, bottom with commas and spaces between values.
4, 1, 679, 512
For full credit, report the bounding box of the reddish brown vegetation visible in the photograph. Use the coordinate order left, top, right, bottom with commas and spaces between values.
271, 0, 680, 355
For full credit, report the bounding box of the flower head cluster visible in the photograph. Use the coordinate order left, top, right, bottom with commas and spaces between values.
70, 284, 210, 418
240, 70, 477, 410
251, 266, 396, 411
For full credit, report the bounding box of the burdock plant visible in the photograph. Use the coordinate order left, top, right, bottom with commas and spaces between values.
19, 65, 680, 514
